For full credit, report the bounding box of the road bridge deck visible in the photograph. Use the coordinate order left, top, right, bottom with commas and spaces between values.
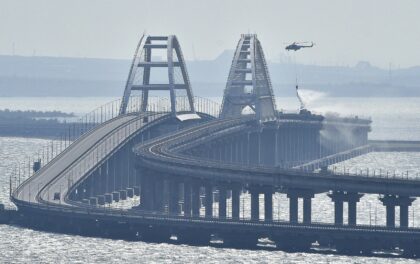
370, 140, 420, 152
135, 117, 420, 196
13, 112, 167, 207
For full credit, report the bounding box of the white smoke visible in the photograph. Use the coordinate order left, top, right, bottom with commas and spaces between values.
297, 89, 327, 108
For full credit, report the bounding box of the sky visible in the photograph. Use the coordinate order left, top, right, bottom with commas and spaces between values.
1, 0, 420, 68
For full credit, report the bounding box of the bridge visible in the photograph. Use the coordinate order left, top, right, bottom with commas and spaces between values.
7, 34, 420, 257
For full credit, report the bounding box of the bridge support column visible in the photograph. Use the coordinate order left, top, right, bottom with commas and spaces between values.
169, 180, 180, 215
128, 155, 136, 190
140, 175, 146, 207
264, 191, 273, 221
94, 171, 103, 196
401, 204, 409, 228
328, 191, 363, 226
218, 185, 227, 219
274, 129, 279, 166
385, 203, 395, 228
250, 188, 260, 221
120, 147, 129, 189
95, 168, 104, 195
334, 200, 344, 225
348, 199, 357, 226
379, 195, 415, 228
288, 194, 298, 223
257, 132, 261, 165
153, 177, 164, 211
114, 153, 122, 191
191, 182, 201, 217
205, 183, 213, 218
140, 173, 154, 210
75, 184, 84, 201
133, 168, 141, 196
183, 181, 192, 217
303, 196, 312, 224
85, 176, 93, 197
88, 172, 97, 197
232, 186, 240, 220
246, 133, 251, 165
287, 189, 314, 224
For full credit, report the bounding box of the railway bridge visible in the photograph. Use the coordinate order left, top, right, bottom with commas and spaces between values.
8, 34, 420, 257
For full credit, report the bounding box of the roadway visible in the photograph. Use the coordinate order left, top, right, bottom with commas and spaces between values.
134, 117, 420, 196
13, 112, 168, 207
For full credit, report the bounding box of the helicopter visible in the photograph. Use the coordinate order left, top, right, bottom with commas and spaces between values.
285, 41, 314, 51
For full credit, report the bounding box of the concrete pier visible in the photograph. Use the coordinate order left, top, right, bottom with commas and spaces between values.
97, 195, 105, 205
287, 189, 314, 224
328, 191, 364, 226
379, 195, 415, 228
218, 185, 227, 219
169, 180, 180, 214
112, 191, 120, 202
264, 190, 273, 221
250, 188, 260, 221
205, 184, 213, 218
119, 190, 127, 200
232, 186, 240, 220
183, 182, 192, 217
191, 182, 201, 217
126, 188, 134, 198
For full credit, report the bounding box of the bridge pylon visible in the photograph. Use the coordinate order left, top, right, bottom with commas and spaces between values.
119, 35, 195, 116
220, 34, 277, 122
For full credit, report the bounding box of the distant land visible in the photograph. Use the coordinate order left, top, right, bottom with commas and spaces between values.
1, 52, 420, 97
0, 109, 76, 138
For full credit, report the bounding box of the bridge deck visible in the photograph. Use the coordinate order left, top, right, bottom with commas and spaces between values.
135, 118, 420, 196
370, 140, 420, 152
14, 113, 167, 206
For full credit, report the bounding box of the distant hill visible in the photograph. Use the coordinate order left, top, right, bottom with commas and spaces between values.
1, 54, 419, 97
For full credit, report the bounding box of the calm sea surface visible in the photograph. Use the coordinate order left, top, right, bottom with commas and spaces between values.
1, 97, 420, 263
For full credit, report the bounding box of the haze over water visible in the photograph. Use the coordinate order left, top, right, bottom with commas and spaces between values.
1, 96, 419, 140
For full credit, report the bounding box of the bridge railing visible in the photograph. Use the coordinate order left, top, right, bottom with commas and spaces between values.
8, 98, 122, 198
123, 95, 220, 118
291, 163, 420, 181
325, 166, 420, 181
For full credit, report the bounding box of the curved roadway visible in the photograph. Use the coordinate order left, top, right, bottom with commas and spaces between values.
134, 117, 420, 197
13, 112, 168, 207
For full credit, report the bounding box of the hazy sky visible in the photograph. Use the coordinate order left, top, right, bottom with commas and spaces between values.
1, 0, 419, 68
